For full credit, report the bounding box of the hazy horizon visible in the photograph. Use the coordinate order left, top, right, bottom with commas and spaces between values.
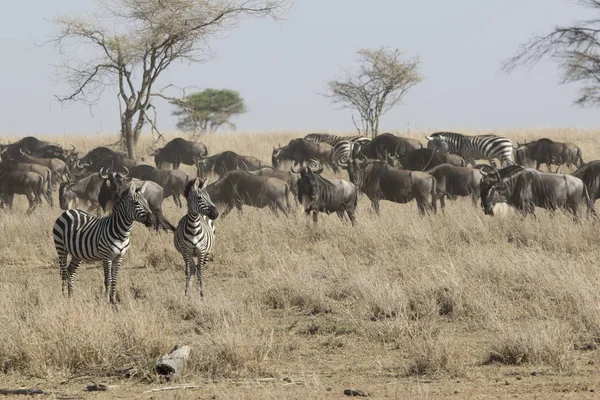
0, 0, 598, 138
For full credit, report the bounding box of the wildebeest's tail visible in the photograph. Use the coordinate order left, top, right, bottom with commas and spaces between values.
583, 184, 596, 217
430, 175, 437, 214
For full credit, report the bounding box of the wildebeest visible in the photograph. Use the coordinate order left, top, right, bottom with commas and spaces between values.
352, 133, 422, 165
397, 148, 466, 171
205, 170, 291, 217
153, 138, 209, 169
272, 139, 337, 171
0, 161, 53, 207
59, 173, 107, 214
97, 171, 177, 231
293, 162, 358, 225
515, 138, 584, 171
128, 165, 189, 208
341, 158, 437, 215
480, 166, 594, 217
75, 152, 140, 174
573, 160, 600, 205
17, 149, 71, 184
248, 166, 299, 203
425, 164, 483, 209
77, 147, 126, 167
196, 151, 263, 178
0, 170, 44, 214
0, 136, 62, 161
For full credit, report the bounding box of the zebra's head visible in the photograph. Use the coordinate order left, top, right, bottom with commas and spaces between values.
120, 183, 155, 227
184, 177, 218, 220
425, 134, 448, 153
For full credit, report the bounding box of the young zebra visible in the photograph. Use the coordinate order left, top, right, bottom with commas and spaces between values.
426, 132, 515, 167
174, 177, 219, 296
53, 182, 155, 304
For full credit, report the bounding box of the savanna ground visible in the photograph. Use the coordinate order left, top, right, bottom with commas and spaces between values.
1, 128, 600, 399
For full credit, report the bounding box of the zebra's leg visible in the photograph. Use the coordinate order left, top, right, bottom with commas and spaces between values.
102, 259, 112, 298
59, 254, 69, 296
183, 253, 195, 296
196, 254, 209, 297
66, 258, 82, 298
109, 256, 123, 304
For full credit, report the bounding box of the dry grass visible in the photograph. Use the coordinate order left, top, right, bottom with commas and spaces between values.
1, 128, 600, 398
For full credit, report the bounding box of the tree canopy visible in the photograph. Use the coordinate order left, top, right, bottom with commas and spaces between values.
51, 0, 288, 158
171, 89, 247, 134
327, 47, 422, 138
505, 0, 600, 107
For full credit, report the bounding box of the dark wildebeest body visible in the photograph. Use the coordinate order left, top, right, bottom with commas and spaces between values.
128, 165, 189, 208
0, 161, 54, 207
426, 164, 482, 209
0, 170, 44, 213
342, 159, 436, 215
77, 147, 126, 167
196, 151, 263, 178
16, 150, 71, 184
205, 170, 290, 218
515, 138, 584, 171
272, 139, 337, 172
248, 167, 299, 204
480, 167, 593, 217
0, 137, 61, 161
58, 173, 106, 214
397, 148, 466, 171
293, 163, 357, 225
352, 133, 422, 165
154, 138, 209, 169
573, 161, 600, 206
97, 172, 176, 231
76, 153, 140, 174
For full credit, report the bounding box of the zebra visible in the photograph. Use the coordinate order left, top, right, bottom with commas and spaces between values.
425, 132, 514, 167
53, 182, 155, 304
304, 133, 344, 144
174, 177, 219, 296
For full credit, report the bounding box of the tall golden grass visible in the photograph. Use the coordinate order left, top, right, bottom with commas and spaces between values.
0, 128, 599, 398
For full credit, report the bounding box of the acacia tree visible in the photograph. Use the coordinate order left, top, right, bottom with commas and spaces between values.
52, 0, 287, 158
505, 0, 600, 107
170, 89, 247, 135
327, 47, 422, 138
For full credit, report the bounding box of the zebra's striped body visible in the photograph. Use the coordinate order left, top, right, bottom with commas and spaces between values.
426, 132, 514, 167
322, 136, 372, 167
174, 178, 219, 296
53, 183, 154, 303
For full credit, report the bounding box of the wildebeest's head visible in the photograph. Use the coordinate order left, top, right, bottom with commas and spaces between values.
292, 160, 323, 209
58, 181, 79, 210
339, 155, 369, 187
272, 145, 283, 168
184, 177, 219, 220
479, 168, 509, 215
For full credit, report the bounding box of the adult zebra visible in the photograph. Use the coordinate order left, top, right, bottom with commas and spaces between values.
329, 137, 372, 167
53, 183, 155, 304
426, 132, 514, 167
174, 177, 219, 296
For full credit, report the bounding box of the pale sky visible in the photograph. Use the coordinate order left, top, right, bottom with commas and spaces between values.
0, 0, 597, 136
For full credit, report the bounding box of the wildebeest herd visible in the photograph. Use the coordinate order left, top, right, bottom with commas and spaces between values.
0, 132, 597, 303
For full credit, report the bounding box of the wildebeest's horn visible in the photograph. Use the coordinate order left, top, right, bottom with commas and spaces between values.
19, 148, 25, 155
122, 166, 129, 176
70, 144, 76, 151
425, 136, 433, 141
290, 162, 303, 173
99, 167, 109, 179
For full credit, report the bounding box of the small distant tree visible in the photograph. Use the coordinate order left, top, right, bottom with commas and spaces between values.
504, 0, 600, 107
327, 47, 422, 138
170, 89, 247, 135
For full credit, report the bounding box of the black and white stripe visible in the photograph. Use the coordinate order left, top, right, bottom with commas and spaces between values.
53, 183, 154, 304
174, 177, 219, 296
426, 132, 514, 167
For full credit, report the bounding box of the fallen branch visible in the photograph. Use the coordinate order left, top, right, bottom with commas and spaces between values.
144, 385, 203, 393
0, 388, 47, 395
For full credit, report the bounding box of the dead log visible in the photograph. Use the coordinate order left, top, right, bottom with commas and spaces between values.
0, 388, 46, 395
156, 344, 191, 380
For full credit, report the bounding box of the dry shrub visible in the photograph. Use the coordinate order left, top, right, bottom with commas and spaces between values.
485, 321, 574, 370
403, 319, 467, 377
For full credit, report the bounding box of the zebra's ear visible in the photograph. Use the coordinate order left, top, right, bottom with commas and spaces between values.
137, 182, 148, 194
193, 177, 201, 190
